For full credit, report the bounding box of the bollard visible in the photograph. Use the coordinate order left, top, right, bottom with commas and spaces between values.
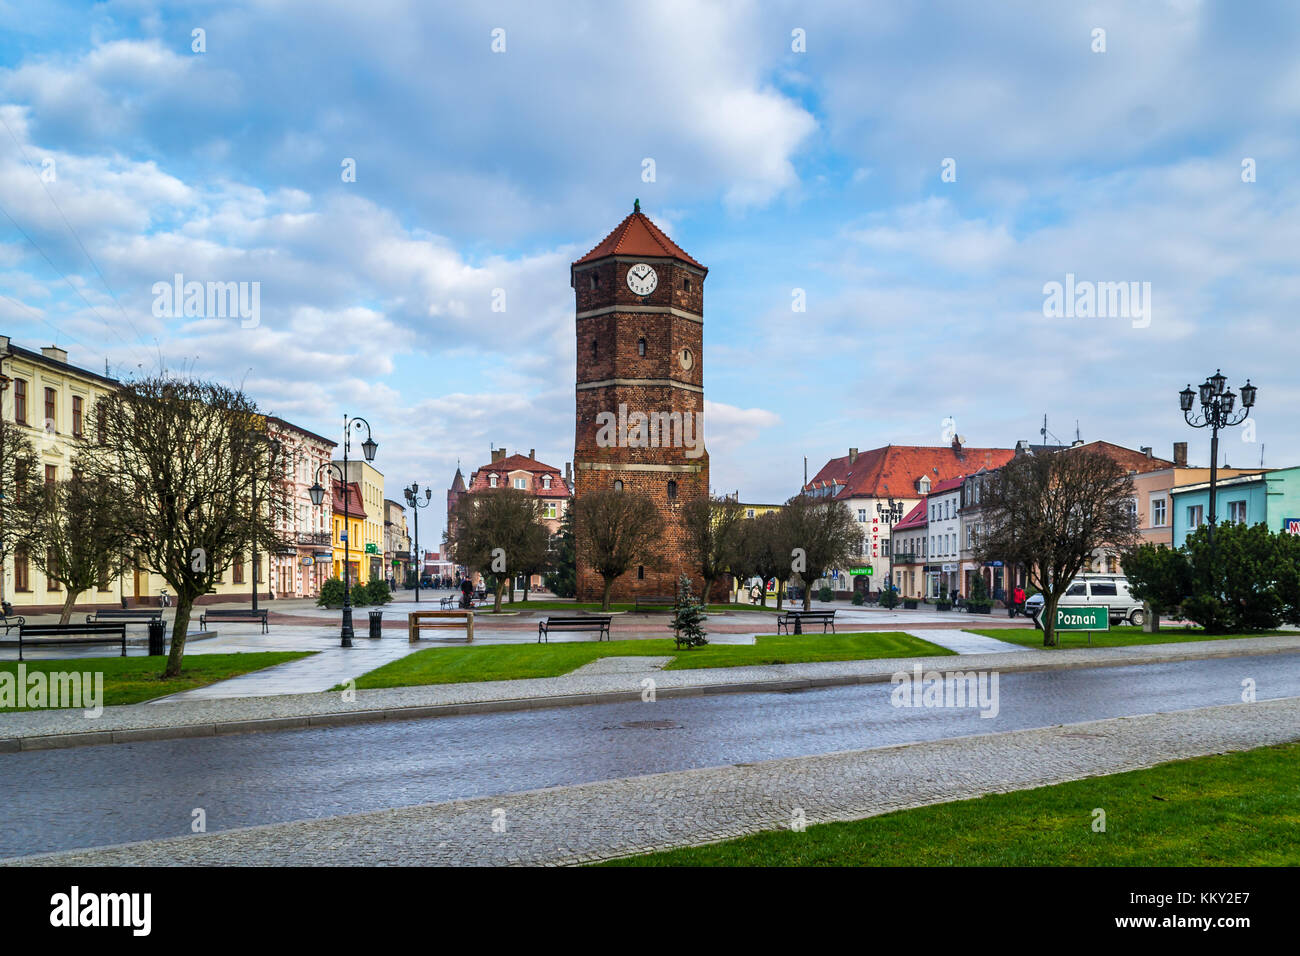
368, 609, 383, 639
148, 619, 167, 656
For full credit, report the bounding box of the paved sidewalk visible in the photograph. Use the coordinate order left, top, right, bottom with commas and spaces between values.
9, 696, 1297, 866
903, 628, 1027, 655
3, 633, 1298, 751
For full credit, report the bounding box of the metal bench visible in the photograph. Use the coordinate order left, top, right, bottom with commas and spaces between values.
18, 622, 127, 660
87, 608, 163, 626
199, 608, 269, 633
776, 609, 837, 635
538, 615, 612, 643
634, 595, 676, 612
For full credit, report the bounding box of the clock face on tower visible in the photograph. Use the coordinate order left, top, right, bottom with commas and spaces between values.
626, 262, 658, 296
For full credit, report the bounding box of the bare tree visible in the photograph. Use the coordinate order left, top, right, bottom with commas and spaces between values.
749, 510, 790, 609
681, 494, 745, 606
0, 420, 37, 604
976, 449, 1138, 646
446, 488, 546, 612
79, 377, 291, 676
14, 472, 133, 623
572, 488, 664, 611
780, 494, 866, 610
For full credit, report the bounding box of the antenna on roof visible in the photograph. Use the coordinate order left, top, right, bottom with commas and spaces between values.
1261, 444, 1265, 467
1075, 420, 1081, 442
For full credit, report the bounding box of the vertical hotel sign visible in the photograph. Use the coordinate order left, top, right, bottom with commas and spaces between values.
871, 515, 879, 559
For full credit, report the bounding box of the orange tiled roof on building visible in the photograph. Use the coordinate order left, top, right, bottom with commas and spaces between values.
894, 500, 928, 530
331, 479, 365, 515
804, 445, 1015, 500
468, 452, 572, 498
572, 204, 706, 271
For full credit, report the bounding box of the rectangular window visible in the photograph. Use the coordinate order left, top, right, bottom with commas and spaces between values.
15, 549, 30, 591
233, 556, 245, 584
46, 549, 60, 590
44, 387, 56, 428
882, 539, 890, 556
1151, 498, 1167, 527
72, 396, 83, 437
1090, 582, 1118, 597
858, 509, 866, 522
97, 403, 107, 444
1188, 505, 1204, 529
45, 464, 57, 486
543, 502, 557, 519
513, 477, 526, 489
14, 379, 26, 425
1228, 500, 1247, 524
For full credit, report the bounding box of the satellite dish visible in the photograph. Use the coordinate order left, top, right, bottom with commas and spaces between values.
957, 435, 967, 444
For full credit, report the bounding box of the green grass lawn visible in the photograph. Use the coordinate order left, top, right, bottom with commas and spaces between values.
0, 652, 314, 710
968, 625, 1293, 649
601, 741, 1300, 866
344, 631, 954, 689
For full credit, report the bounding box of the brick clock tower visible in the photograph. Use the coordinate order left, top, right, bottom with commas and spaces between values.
571, 200, 709, 602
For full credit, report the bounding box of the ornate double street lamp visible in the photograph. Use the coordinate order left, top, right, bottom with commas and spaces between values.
876, 497, 905, 594
404, 482, 432, 602
308, 416, 378, 647
1180, 370, 1257, 567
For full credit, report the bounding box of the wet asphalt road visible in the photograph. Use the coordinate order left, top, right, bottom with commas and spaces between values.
2, 652, 1297, 859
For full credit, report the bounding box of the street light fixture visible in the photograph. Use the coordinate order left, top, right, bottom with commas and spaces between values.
1180, 369, 1257, 569
404, 482, 432, 603
310, 415, 378, 647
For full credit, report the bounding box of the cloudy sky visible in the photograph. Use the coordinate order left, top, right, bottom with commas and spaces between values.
1, 0, 1296, 541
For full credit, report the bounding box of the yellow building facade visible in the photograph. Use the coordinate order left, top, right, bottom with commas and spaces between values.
335, 460, 385, 581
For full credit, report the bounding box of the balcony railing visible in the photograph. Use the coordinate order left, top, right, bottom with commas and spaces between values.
296, 532, 331, 546
892, 553, 923, 564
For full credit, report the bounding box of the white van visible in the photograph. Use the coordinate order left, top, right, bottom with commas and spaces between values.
1023, 574, 1146, 627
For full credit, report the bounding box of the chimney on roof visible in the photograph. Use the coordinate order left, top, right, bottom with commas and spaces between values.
1173, 442, 1188, 467
565, 462, 572, 486
492, 447, 506, 463
848, 447, 858, 465
41, 346, 68, 364
1140, 446, 1152, 458
529, 448, 535, 460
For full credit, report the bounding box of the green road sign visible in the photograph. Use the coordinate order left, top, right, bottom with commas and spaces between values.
1053, 606, 1109, 631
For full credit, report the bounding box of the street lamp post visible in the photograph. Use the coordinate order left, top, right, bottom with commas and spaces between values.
308, 415, 378, 647
404, 483, 432, 603
876, 497, 903, 596
1180, 370, 1257, 568
246, 432, 282, 613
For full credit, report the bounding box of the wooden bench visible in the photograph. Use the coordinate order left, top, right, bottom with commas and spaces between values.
538, 615, 612, 643
199, 608, 269, 633
409, 609, 474, 643
634, 595, 676, 612
18, 622, 127, 660
776, 609, 837, 635
87, 608, 163, 626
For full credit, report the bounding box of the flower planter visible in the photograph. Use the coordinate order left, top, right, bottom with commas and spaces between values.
936, 602, 952, 611
969, 604, 992, 615
903, 599, 918, 610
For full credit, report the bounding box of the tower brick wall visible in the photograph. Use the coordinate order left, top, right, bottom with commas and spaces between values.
571, 206, 710, 602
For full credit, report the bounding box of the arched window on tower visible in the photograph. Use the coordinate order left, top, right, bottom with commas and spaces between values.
667, 479, 677, 501
637, 337, 646, 356
589, 272, 600, 290
591, 339, 598, 359
613, 480, 623, 492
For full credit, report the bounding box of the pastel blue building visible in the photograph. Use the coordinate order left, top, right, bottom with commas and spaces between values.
1170, 466, 1300, 547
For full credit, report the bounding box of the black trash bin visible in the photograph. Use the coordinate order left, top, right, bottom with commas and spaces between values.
368, 610, 383, 639
148, 619, 167, 656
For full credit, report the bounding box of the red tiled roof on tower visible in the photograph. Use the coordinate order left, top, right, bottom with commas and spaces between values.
573, 201, 706, 271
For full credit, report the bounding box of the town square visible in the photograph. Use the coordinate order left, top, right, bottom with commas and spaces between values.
0, 0, 1295, 937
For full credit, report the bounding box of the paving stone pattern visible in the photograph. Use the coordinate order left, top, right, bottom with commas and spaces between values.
10, 697, 1297, 866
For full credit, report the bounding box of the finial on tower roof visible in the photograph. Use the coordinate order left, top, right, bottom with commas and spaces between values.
634, 198, 640, 213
